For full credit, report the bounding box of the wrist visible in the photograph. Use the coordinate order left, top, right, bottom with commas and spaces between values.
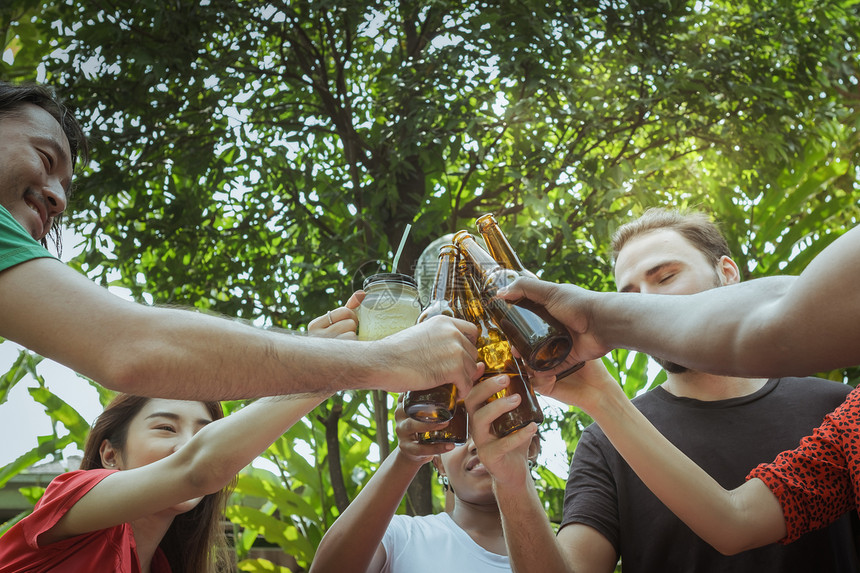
580, 378, 628, 424
392, 446, 429, 472
354, 338, 398, 391
492, 469, 534, 499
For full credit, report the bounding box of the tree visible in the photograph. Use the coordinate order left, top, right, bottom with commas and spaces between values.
2, 0, 858, 569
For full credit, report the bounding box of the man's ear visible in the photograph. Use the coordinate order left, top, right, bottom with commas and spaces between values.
717, 255, 741, 286
99, 439, 122, 470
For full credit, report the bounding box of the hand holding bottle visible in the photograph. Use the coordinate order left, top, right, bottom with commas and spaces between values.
497, 277, 613, 366
394, 395, 456, 464
529, 357, 619, 409
464, 374, 538, 489
373, 314, 482, 398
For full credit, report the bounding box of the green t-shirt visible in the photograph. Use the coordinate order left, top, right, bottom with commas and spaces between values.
0, 205, 56, 273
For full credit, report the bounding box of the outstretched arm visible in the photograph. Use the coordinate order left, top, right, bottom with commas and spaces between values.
554, 362, 788, 555
500, 225, 860, 377
310, 400, 455, 573
465, 374, 617, 573
0, 259, 479, 399
44, 393, 326, 543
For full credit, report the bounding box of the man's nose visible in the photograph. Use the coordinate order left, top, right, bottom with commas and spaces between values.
44, 180, 68, 217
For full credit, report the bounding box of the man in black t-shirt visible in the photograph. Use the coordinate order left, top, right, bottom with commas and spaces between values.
466, 208, 859, 573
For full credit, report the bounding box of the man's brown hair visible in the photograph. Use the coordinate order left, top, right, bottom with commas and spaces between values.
610, 207, 731, 265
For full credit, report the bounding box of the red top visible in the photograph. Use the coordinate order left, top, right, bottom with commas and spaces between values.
748, 386, 859, 542
0, 469, 171, 572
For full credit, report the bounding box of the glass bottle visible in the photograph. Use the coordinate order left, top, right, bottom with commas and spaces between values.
459, 265, 543, 437
452, 231, 572, 371
476, 213, 533, 276
417, 400, 468, 445
356, 273, 422, 341
476, 213, 585, 377
403, 245, 459, 422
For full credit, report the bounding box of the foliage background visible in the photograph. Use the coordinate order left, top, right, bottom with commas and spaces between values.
2, 0, 859, 570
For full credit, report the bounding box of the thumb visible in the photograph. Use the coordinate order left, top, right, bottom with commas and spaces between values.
497, 276, 551, 305
345, 290, 366, 309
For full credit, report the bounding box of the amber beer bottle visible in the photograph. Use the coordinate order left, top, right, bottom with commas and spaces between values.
417, 400, 468, 445
477, 213, 585, 377
475, 213, 534, 276
403, 245, 459, 423
453, 231, 572, 371
458, 266, 543, 436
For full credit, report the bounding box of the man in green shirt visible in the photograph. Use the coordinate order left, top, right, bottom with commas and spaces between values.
0, 81, 480, 400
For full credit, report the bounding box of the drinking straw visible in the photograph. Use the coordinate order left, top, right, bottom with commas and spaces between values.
391, 223, 412, 273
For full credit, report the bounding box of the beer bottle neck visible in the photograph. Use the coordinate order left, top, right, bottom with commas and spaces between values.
477, 217, 527, 272
454, 233, 501, 280
429, 251, 458, 305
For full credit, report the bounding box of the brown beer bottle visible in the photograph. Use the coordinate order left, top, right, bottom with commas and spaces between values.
417, 400, 468, 445
453, 230, 572, 371
459, 265, 543, 437
477, 213, 585, 377
403, 245, 459, 423
475, 213, 534, 276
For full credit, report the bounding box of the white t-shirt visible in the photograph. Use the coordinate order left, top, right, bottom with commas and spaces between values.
380, 512, 511, 572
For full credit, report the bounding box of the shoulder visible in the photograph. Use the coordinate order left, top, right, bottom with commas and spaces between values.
771, 377, 852, 403
38, 469, 116, 507
0, 206, 55, 272
382, 514, 455, 560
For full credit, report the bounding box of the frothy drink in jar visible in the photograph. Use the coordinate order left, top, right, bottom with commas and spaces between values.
357, 273, 422, 341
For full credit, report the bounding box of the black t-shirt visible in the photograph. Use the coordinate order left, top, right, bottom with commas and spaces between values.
561, 377, 859, 573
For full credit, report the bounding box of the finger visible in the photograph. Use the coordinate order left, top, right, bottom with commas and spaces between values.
404, 442, 456, 457
464, 375, 510, 413
471, 392, 521, 432
490, 422, 538, 454
449, 316, 479, 345
496, 276, 548, 304
345, 290, 365, 309
453, 360, 481, 399
327, 318, 358, 337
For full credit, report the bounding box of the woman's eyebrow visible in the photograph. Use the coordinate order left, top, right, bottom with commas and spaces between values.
145, 412, 213, 426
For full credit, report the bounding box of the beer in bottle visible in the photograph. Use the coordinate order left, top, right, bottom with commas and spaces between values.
403, 245, 459, 422
476, 213, 584, 377
459, 264, 543, 437
453, 230, 572, 371
417, 400, 468, 445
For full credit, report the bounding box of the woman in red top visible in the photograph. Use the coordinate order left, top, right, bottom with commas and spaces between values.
0, 392, 323, 573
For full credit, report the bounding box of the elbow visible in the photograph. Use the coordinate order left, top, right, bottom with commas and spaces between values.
98, 359, 145, 394
707, 523, 767, 556
94, 338, 177, 397
178, 440, 238, 496
712, 539, 748, 556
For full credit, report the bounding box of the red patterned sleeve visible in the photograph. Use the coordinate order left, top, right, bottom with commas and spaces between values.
747, 387, 858, 543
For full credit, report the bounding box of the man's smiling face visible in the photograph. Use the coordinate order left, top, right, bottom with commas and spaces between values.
0, 103, 72, 241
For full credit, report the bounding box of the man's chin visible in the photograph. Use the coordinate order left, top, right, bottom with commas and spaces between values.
654, 356, 689, 374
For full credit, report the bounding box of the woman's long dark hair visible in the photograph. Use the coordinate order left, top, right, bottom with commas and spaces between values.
80, 394, 235, 573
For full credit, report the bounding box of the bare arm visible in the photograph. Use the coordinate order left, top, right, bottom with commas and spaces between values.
45, 394, 325, 542
310, 401, 455, 573
465, 377, 618, 573
500, 225, 860, 377
559, 364, 788, 555
0, 258, 479, 399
